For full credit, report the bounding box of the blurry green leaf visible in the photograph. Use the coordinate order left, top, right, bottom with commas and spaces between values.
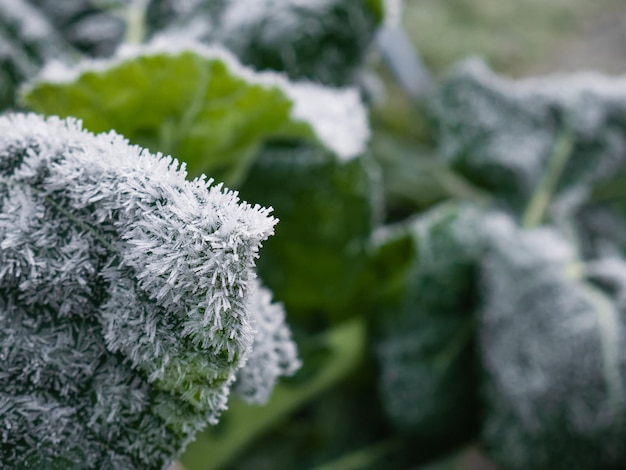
238, 142, 380, 320
0, 0, 67, 110
430, 60, 626, 216
373, 202, 484, 449
213, 0, 384, 86
479, 213, 626, 470
27, 0, 205, 56
24, 41, 369, 185
27, 0, 126, 56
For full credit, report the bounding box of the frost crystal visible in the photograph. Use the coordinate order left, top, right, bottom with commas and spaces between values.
0, 113, 280, 469
235, 278, 301, 404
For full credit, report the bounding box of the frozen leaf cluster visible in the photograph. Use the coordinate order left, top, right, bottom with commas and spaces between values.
479, 214, 626, 470
0, 113, 298, 469
430, 60, 626, 211
373, 200, 626, 468
234, 278, 301, 404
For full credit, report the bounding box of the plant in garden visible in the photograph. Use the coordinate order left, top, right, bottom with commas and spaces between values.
5, 1, 626, 469
0, 1, 384, 468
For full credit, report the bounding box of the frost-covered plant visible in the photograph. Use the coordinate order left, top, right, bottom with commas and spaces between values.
367, 61, 626, 469
23, 36, 378, 318
479, 214, 626, 470
0, 113, 299, 469
211, 0, 386, 86
234, 278, 301, 404
430, 59, 626, 215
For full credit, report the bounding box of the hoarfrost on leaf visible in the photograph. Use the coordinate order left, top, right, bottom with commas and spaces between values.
235, 278, 301, 404
478, 213, 626, 470
24, 36, 370, 183
430, 60, 626, 213
0, 112, 286, 469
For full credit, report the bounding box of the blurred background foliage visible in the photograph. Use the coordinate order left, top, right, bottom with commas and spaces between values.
203, 1, 626, 469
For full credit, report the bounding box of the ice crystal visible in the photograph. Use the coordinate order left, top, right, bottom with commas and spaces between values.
0, 113, 283, 469
235, 278, 301, 404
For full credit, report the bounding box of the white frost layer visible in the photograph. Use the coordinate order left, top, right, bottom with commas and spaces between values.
28, 35, 370, 161
458, 59, 626, 112
235, 278, 301, 404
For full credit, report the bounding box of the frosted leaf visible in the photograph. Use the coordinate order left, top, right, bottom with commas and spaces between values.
213, 0, 384, 86
479, 214, 626, 469
25, 36, 369, 169
431, 60, 626, 212
235, 278, 301, 404
0, 113, 278, 469
374, 203, 485, 441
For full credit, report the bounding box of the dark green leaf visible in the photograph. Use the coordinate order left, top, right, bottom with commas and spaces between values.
238, 142, 380, 322
479, 214, 626, 470
430, 60, 626, 217
213, 0, 385, 86
373, 202, 484, 448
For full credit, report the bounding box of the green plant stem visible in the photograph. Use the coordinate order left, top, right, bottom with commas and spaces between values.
124, 0, 150, 44
180, 318, 367, 470
433, 316, 475, 372
435, 166, 491, 206
522, 125, 574, 229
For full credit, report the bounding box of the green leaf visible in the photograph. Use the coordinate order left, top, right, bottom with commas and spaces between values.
237, 142, 380, 320
23, 40, 369, 185
213, 0, 385, 86
479, 213, 626, 470
373, 202, 484, 448
430, 60, 626, 217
